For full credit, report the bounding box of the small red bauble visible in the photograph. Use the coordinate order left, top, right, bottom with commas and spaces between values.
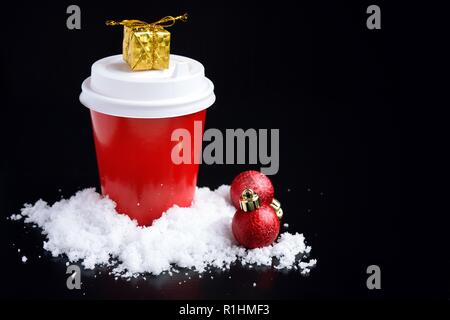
232, 189, 280, 249
230, 171, 274, 209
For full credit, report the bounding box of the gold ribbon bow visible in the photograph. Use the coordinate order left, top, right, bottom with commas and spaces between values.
105, 13, 188, 29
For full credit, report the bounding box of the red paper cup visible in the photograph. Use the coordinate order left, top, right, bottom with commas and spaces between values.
80, 54, 215, 225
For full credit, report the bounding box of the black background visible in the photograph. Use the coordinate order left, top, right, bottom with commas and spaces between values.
0, 0, 448, 301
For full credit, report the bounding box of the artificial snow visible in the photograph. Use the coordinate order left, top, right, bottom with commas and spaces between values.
12, 186, 316, 277
299, 259, 318, 275
21, 256, 27, 263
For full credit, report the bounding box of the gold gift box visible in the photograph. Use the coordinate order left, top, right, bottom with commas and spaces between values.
123, 24, 170, 70
107, 14, 188, 71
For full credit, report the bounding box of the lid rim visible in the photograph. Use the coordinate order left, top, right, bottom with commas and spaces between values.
80, 78, 215, 119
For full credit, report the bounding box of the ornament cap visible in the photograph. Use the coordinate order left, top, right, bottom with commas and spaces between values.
270, 198, 283, 220
239, 189, 261, 212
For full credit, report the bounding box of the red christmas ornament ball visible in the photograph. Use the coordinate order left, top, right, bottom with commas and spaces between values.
232, 205, 280, 249
230, 171, 274, 209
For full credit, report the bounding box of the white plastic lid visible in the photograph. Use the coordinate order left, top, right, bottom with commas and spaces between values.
79, 54, 215, 118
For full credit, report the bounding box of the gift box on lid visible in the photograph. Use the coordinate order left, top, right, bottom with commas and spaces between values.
106, 14, 188, 71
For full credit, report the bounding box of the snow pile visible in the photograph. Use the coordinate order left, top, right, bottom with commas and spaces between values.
12, 186, 316, 277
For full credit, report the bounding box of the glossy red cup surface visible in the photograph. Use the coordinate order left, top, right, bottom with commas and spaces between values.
90, 109, 206, 226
